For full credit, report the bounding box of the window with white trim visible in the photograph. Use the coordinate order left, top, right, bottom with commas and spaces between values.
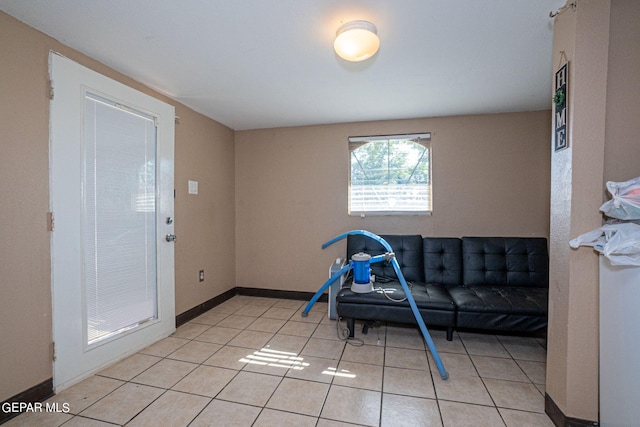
349, 133, 432, 215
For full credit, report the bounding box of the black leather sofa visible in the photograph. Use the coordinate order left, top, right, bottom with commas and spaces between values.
335, 235, 549, 341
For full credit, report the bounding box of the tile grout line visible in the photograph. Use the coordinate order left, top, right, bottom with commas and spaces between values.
32, 296, 553, 426
463, 334, 547, 422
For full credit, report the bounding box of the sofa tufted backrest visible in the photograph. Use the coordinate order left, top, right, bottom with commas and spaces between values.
346, 234, 425, 282
423, 237, 463, 289
462, 237, 549, 288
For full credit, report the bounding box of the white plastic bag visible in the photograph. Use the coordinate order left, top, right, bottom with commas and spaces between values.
600, 176, 640, 220
569, 227, 608, 252
570, 223, 640, 266
602, 223, 640, 266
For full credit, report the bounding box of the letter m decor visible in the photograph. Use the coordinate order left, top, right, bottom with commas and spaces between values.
553, 62, 569, 152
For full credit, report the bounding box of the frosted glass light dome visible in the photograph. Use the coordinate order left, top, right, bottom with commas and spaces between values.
334, 21, 380, 62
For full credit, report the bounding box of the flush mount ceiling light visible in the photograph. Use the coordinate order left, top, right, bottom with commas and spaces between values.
333, 20, 380, 62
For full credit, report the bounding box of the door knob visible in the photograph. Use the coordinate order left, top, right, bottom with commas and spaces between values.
165, 234, 177, 242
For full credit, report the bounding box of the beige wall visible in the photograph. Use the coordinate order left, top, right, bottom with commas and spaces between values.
604, 0, 640, 183
0, 12, 236, 402
546, 4, 577, 419
0, 11, 52, 405
235, 111, 551, 292
174, 110, 236, 315
546, 0, 626, 422
1, 6, 560, 406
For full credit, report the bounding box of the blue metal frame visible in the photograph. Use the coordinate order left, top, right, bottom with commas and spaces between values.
302, 230, 449, 380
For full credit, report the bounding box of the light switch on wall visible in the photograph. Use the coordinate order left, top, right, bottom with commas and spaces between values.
188, 180, 198, 195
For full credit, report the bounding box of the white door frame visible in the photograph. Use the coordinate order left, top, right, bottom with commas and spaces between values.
49, 52, 176, 391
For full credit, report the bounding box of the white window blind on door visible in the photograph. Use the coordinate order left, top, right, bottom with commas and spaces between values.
83, 92, 158, 346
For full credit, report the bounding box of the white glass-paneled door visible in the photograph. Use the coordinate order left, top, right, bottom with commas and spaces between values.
49, 52, 176, 391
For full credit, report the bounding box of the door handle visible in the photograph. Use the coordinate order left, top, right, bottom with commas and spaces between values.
165, 234, 177, 242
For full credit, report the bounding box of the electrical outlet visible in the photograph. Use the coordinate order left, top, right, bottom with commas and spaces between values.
199, 270, 204, 282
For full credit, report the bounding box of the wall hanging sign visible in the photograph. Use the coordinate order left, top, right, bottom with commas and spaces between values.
554, 62, 569, 151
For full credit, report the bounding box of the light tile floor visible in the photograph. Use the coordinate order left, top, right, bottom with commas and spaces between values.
7, 295, 554, 426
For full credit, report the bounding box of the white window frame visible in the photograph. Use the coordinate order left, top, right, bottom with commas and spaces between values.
348, 133, 432, 216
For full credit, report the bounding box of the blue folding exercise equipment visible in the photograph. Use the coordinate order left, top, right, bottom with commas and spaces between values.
301, 230, 449, 380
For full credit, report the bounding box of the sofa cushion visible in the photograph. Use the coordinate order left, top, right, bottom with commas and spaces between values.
346, 234, 424, 282
448, 286, 548, 315
423, 237, 462, 288
336, 281, 456, 329
462, 237, 549, 288
337, 281, 455, 312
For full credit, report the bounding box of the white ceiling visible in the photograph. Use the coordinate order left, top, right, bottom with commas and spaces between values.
1, 0, 566, 131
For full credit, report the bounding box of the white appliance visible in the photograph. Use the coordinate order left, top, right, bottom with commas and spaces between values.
599, 255, 640, 426
328, 258, 347, 320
